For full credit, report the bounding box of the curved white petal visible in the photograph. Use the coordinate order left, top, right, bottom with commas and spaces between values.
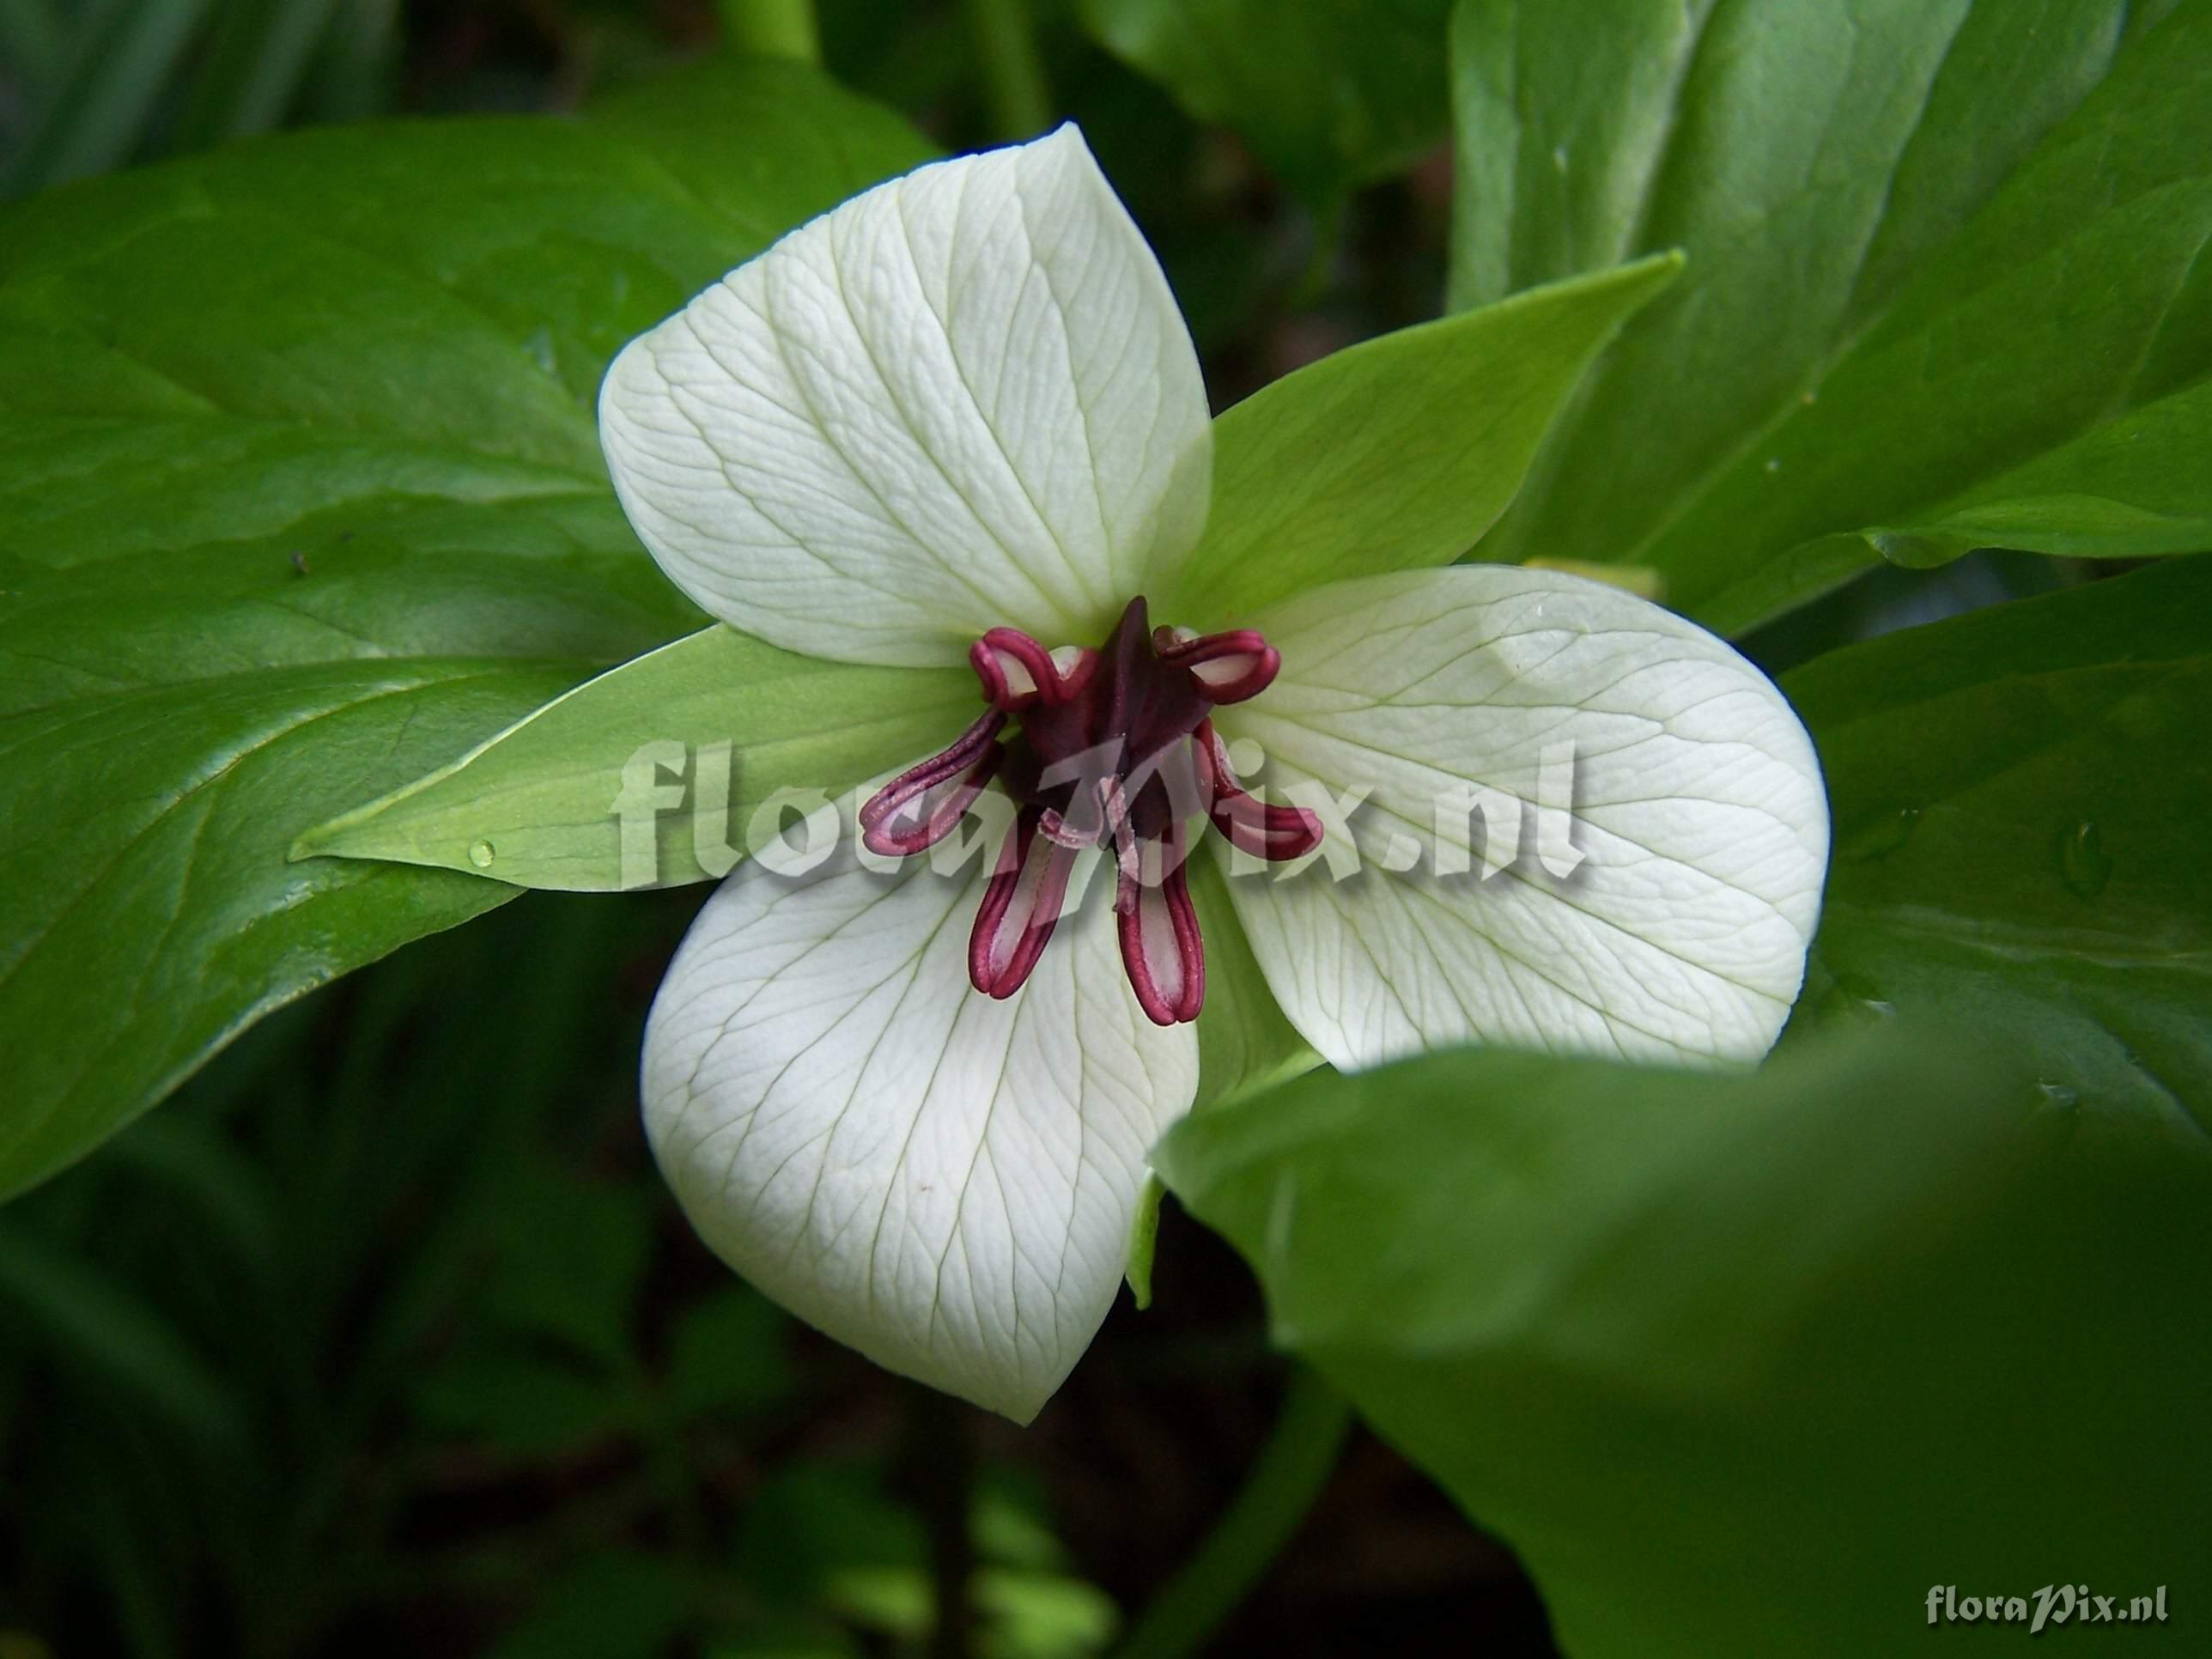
642, 845, 1198, 1421
1214, 567, 1829, 1070
600, 125, 1212, 668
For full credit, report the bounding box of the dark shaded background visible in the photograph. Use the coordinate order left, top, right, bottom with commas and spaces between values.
0, 4, 2067, 1654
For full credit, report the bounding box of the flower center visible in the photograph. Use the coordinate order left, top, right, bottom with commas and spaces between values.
859, 597, 1322, 1025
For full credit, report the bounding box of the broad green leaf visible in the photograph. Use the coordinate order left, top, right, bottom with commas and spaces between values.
1172, 253, 1683, 624
296, 628, 975, 890
1797, 385, 2212, 570
1079, 0, 1453, 199
0, 59, 935, 1200
1156, 1034, 2212, 1656
1787, 557, 2212, 1136
0, 635, 582, 1203
1451, 0, 2212, 632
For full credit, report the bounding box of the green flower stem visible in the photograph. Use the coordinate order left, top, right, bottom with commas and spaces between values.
962, 0, 1050, 140
906, 1383, 975, 1659
715, 0, 820, 64
1115, 1364, 1353, 1659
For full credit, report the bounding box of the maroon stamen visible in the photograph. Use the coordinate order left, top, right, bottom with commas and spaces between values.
969, 805, 1083, 999
1116, 823, 1204, 1025
860, 709, 1006, 856
1195, 720, 1324, 862
970, 628, 1097, 711
864, 596, 1298, 1023
1153, 626, 1279, 704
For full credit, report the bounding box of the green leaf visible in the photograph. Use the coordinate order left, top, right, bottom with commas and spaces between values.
703, 1631, 863, 1659
171, 0, 345, 149
972, 1567, 1121, 1659
410, 1348, 624, 1459
1187, 854, 1316, 1110
1156, 1033, 2212, 1656
715, 0, 824, 65
0, 0, 216, 198
665, 1285, 793, 1419
0, 640, 574, 1204
1787, 557, 2212, 1134
1450, 0, 2212, 632
481, 1163, 653, 1364
294, 0, 398, 125
294, 627, 975, 890
0, 0, 69, 87
1122, 1173, 1165, 1310
489, 1552, 691, 1659
0, 59, 935, 1200
1173, 253, 1684, 624
0, 1212, 246, 1453
1079, 0, 1454, 199
737, 1463, 929, 1601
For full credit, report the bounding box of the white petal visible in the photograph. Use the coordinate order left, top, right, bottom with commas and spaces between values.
642, 843, 1198, 1421
1214, 567, 1829, 1069
599, 125, 1212, 668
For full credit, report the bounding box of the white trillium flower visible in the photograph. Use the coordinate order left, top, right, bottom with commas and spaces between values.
598, 125, 1830, 1422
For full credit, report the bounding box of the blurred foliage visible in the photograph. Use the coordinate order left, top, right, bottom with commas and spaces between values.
0, 893, 1120, 1657
0, 6, 1510, 1613
0, 881, 1512, 1658
0, 15, 1493, 1654
0, 0, 400, 197
0, 53, 934, 1200
1079, 0, 1453, 201
3, 3, 2203, 1656
0, 0, 1448, 361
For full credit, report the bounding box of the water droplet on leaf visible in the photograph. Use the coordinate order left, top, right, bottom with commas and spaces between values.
468, 839, 496, 869
1843, 806, 1920, 861
2059, 820, 2110, 899
1822, 971, 1895, 1024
